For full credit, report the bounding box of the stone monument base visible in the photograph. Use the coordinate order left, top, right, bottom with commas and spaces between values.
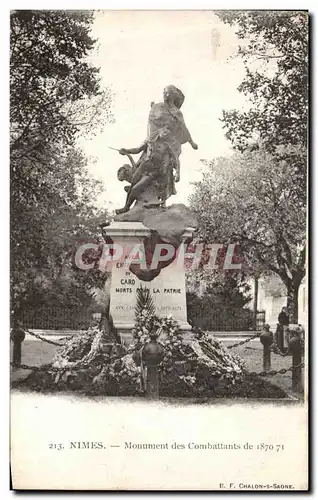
104, 221, 193, 344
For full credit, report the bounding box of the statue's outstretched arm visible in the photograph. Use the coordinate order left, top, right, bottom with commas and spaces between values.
185, 127, 197, 149
177, 111, 198, 150
183, 123, 198, 150
119, 143, 146, 155
118, 143, 147, 169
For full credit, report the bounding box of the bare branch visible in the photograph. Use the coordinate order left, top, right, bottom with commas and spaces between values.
252, 53, 285, 59
233, 234, 276, 249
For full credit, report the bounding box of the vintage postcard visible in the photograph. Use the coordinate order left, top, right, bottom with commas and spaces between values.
10, 9, 308, 490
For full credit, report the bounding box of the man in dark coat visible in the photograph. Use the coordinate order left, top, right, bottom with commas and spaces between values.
278, 307, 290, 350
278, 307, 290, 326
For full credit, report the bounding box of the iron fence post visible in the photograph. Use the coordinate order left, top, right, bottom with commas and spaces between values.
141, 334, 164, 400
260, 329, 273, 373
289, 336, 302, 392
11, 325, 26, 368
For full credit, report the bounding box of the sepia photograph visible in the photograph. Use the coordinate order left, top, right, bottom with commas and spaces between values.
9, 8, 308, 491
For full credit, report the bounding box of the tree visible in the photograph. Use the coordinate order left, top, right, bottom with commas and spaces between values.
11, 144, 109, 312
186, 271, 252, 331
10, 10, 113, 315
216, 10, 308, 199
189, 150, 306, 322
10, 10, 113, 155
216, 10, 308, 149
197, 10, 308, 322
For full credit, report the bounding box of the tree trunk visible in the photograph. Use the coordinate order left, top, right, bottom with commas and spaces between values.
253, 276, 259, 330
287, 283, 299, 324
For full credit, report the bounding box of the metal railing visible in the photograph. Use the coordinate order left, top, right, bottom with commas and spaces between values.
19, 307, 93, 330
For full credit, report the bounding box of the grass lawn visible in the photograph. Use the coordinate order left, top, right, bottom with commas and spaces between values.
222, 339, 303, 396
10, 338, 58, 384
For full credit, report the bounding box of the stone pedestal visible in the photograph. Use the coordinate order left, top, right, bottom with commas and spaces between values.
104, 222, 193, 344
